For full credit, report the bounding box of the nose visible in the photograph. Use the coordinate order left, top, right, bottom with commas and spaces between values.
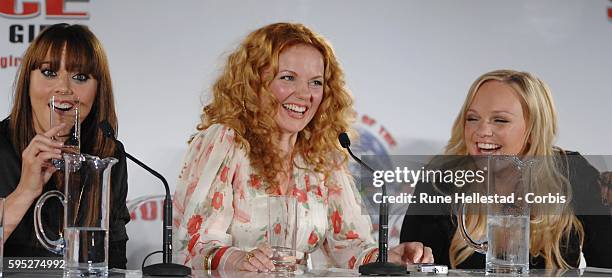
475, 121, 493, 138
54, 74, 73, 95
294, 80, 311, 102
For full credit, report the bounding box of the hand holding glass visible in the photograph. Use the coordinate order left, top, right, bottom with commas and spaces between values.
49, 94, 80, 169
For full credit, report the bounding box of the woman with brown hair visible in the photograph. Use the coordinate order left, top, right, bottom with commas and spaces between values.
172, 22, 433, 272
0, 23, 130, 268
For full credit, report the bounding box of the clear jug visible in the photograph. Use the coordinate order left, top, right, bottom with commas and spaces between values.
458, 156, 532, 274
34, 153, 117, 276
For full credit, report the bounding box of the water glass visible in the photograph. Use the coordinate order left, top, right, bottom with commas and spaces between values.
268, 196, 298, 273
49, 94, 80, 169
458, 156, 530, 274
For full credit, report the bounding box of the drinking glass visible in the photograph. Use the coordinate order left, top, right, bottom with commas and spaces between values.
458, 156, 531, 274
268, 196, 298, 273
49, 94, 80, 169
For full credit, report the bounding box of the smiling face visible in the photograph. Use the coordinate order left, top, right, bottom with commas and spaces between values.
269, 44, 324, 136
29, 48, 98, 134
464, 80, 529, 156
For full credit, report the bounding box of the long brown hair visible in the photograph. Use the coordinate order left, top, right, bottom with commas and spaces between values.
9, 24, 119, 230
9, 23, 117, 160
197, 22, 355, 191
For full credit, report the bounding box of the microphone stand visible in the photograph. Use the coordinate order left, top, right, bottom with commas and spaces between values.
100, 121, 190, 276
339, 133, 406, 276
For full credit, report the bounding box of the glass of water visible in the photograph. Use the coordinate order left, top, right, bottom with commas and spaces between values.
49, 94, 80, 169
458, 155, 531, 274
267, 196, 298, 273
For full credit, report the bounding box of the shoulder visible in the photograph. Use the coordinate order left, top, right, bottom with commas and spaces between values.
0, 117, 11, 147
190, 124, 238, 146
0, 118, 20, 196
112, 138, 127, 160
180, 124, 243, 171
556, 150, 599, 179
0, 118, 17, 159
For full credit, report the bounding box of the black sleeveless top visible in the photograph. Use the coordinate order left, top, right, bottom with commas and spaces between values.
400, 153, 612, 268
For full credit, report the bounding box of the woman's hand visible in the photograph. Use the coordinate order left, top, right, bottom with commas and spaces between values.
388, 242, 434, 265
223, 244, 276, 272
16, 124, 64, 197
4, 124, 65, 240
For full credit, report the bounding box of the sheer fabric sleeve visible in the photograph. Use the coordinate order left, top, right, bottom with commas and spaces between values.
323, 166, 378, 269
172, 124, 239, 269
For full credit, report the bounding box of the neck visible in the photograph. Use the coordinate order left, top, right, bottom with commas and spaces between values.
278, 132, 298, 157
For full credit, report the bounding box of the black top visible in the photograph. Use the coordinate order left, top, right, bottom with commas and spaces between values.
400, 153, 612, 269
0, 118, 130, 269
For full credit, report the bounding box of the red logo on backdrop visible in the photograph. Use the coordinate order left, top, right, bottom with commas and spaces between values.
1, 0, 89, 44
128, 195, 165, 222
1, 0, 90, 69
0, 0, 88, 19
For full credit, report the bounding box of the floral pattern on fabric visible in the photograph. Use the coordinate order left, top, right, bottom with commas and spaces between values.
172, 124, 377, 269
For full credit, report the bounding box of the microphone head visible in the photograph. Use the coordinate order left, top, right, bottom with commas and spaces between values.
99, 120, 116, 139
338, 132, 351, 149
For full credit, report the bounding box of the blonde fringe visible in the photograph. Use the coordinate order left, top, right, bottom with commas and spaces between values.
446, 70, 584, 269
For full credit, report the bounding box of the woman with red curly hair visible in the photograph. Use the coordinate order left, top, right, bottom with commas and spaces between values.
172, 22, 433, 272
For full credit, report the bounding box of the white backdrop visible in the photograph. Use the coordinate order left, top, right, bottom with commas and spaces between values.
1, 0, 612, 269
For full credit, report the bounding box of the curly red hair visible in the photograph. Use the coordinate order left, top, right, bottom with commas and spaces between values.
196, 22, 355, 191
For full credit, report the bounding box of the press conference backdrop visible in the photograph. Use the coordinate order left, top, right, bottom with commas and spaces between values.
1, 0, 611, 269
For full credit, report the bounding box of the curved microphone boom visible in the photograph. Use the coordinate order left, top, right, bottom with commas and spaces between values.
338, 132, 375, 173
338, 132, 405, 276
100, 121, 190, 276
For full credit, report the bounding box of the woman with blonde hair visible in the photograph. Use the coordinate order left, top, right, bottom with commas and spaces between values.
172, 22, 433, 272
401, 69, 612, 269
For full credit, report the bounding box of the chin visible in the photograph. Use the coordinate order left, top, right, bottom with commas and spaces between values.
280, 127, 306, 135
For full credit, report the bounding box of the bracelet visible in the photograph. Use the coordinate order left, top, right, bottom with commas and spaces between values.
211, 246, 230, 270
204, 247, 221, 270
362, 248, 379, 265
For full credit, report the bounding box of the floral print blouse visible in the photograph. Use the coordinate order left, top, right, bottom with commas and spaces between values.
172, 124, 377, 270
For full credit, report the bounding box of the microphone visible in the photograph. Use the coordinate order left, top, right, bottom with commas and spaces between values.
338, 132, 405, 276
338, 133, 374, 172
100, 121, 190, 277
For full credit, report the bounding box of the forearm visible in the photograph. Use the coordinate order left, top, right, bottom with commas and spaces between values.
4, 185, 39, 240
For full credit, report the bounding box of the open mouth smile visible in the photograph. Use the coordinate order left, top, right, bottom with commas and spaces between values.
282, 103, 308, 116
50, 101, 75, 112
477, 142, 501, 154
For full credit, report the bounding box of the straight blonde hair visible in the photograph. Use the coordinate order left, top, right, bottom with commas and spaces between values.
446, 69, 584, 269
